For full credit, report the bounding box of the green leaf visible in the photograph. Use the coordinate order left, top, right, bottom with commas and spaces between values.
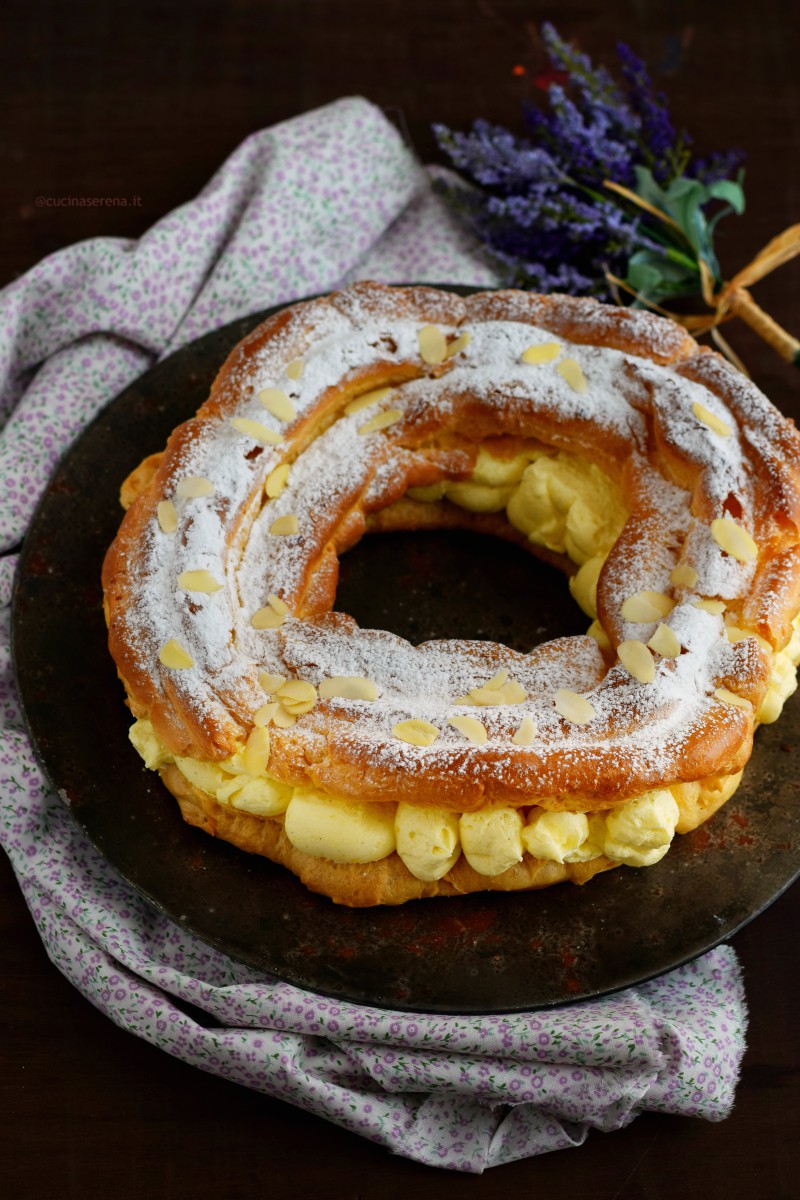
624, 247, 700, 307
630, 166, 747, 291
664, 176, 704, 201
632, 168, 714, 271
629, 248, 694, 282
633, 165, 669, 212
706, 179, 746, 215
662, 178, 713, 260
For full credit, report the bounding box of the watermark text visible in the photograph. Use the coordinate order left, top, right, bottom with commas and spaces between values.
34, 195, 143, 209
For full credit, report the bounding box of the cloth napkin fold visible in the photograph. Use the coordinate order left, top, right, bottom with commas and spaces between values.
0, 96, 747, 1173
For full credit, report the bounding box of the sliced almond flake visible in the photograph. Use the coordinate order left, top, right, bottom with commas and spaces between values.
230, 417, 283, 446
280, 699, 315, 716
267, 592, 289, 616
498, 681, 527, 705
557, 357, 588, 392
177, 569, 223, 594
693, 598, 726, 615
318, 676, 378, 701
512, 714, 538, 746
358, 408, 402, 436
176, 476, 214, 498
445, 331, 471, 358
270, 514, 299, 536
670, 562, 699, 588
258, 387, 296, 422
285, 358, 304, 380
648, 623, 681, 658
251, 606, 285, 629
265, 463, 290, 498
714, 687, 752, 711
276, 681, 317, 702
710, 517, 758, 562
157, 500, 178, 533
692, 401, 732, 437
277, 679, 317, 714
447, 715, 488, 745
468, 686, 509, 706
243, 725, 270, 776
726, 626, 773, 653
620, 590, 675, 622
344, 386, 394, 415
521, 342, 560, 365
485, 668, 509, 690
418, 324, 448, 365
253, 702, 278, 727
393, 719, 439, 747
468, 680, 527, 706
258, 672, 286, 693
272, 704, 298, 729
158, 640, 194, 669
617, 639, 656, 684
554, 688, 596, 724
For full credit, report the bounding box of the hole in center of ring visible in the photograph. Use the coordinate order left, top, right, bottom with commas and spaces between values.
335, 529, 588, 652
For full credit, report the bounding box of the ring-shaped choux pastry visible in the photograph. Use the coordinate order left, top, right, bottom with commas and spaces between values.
102, 283, 800, 905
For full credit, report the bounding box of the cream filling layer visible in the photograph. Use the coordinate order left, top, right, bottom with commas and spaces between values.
749, 614, 800, 723
414, 447, 800, 721
408, 445, 628, 619
132, 718, 693, 877
128, 449, 800, 883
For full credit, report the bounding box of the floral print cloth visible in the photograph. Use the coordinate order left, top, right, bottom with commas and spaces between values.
0, 97, 747, 1173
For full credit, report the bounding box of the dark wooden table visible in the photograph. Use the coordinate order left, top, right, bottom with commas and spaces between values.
2, 2, 799, 1196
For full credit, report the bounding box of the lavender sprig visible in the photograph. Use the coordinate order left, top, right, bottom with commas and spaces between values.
614, 41, 685, 181
433, 24, 745, 308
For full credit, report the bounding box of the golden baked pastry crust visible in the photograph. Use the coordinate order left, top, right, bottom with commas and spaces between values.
102, 282, 800, 904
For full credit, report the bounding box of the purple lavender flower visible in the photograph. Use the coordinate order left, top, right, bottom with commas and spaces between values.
433, 24, 745, 304
688, 148, 747, 185
434, 167, 663, 298
615, 41, 683, 179
540, 23, 625, 112
432, 121, 563, 192
541, 84, 637, 186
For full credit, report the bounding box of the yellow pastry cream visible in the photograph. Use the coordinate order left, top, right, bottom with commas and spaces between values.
128, 716, 750, 879
408, 445, 628, 621
412, 445, 800, 719
128, 446, 800, 885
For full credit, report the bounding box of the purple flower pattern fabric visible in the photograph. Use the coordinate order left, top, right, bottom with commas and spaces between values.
0, 97, 747, 1173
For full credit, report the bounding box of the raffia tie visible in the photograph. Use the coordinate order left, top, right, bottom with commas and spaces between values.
687, 225, 800, 371
604, 178, 800, 374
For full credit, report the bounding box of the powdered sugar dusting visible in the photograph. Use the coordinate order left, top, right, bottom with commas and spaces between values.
110, 284, 795, 797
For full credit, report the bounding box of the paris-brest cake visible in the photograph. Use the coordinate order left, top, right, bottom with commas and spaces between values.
102, 283, 800, 905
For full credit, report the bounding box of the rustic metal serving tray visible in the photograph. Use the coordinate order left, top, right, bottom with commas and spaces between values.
12, 289, 800, 1012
